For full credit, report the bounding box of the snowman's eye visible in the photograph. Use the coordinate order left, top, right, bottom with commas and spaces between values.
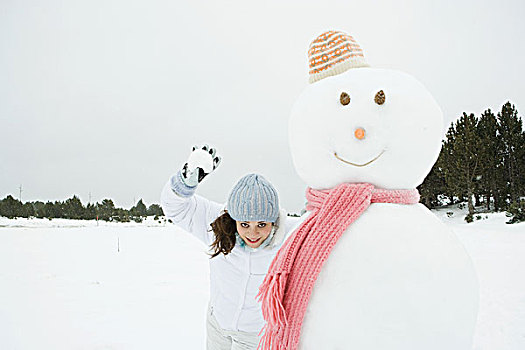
340, 92, 351, 106
375, 90, 386, 105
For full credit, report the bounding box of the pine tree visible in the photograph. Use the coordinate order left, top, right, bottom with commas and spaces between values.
44, 201, 55, 219
147, 204, 164, 217
131, 199, 147, 217
112, 208, 130, 223
497, 102, 524, 206
477, 109, 505, 211
96, 199, 115, 221
84, 203, 97, 220
22, 202, 35, 218
418, 149, 447, 208
0, 195, 23, 218
441, 113, 481, 222
438, 131, 459, 205
63, 196, 84, 220
32, 201, 46, 218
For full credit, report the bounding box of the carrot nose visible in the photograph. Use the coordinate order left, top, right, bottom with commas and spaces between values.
354, 128, 366, 140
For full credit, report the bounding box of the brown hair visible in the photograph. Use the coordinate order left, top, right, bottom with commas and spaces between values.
209, 210, 237, 258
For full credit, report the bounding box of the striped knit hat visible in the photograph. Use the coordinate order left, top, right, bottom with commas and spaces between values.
227, 174, 279, 222
308, 30, 369, 84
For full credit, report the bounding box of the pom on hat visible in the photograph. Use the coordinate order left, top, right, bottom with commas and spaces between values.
227, 174, 279, 223
308, 30, 369, 84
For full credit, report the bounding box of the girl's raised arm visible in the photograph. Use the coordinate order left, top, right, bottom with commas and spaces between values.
160, 145, 222, 245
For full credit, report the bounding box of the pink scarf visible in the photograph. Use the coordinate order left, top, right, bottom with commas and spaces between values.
257, 183, 420, 350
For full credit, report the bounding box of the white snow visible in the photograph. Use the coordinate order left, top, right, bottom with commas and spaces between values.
433, 207, 525, 350
0, 211, 523, 349
0, 218, 210, 349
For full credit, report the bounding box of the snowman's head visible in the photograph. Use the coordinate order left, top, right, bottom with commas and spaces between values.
290, 32, 443, 190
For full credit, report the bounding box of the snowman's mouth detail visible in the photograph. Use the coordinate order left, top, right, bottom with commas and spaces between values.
334, 150, 385, 167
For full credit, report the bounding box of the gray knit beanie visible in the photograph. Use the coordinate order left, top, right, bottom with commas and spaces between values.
227, 174, 279, 222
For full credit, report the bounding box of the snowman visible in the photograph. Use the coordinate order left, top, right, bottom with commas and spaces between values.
258, 31, 479, 350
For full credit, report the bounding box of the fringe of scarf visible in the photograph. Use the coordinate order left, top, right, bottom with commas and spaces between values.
257, 183, 420, 350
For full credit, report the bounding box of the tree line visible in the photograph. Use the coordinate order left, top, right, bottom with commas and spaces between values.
418, 101, 524, 223
0, 195, 164, 223
2, 102, 524, 224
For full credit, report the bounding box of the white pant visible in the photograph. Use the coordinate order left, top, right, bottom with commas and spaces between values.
206, 306, 260, 350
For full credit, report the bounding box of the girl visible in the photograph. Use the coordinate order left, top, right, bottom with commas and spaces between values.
160, 145, 301, 350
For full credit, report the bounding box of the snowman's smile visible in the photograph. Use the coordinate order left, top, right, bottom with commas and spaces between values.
334, 150, 385, 167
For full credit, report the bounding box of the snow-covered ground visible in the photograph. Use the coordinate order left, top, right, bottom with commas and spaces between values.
0, 209, 523, 349
432, 208, 525, 350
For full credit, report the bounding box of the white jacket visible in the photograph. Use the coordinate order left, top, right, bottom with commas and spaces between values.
160, 181, 302, 333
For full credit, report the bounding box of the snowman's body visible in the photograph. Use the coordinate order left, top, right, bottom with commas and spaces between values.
288, 51, 479, 348
299, 204, 478, 349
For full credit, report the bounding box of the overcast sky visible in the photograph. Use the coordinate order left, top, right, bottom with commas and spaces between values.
1, 0, 524, 212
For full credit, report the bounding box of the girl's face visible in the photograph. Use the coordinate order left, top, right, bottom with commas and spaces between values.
236, 221, 274, 248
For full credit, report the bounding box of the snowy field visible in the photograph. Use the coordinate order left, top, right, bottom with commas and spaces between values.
0, 211, 524, 350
